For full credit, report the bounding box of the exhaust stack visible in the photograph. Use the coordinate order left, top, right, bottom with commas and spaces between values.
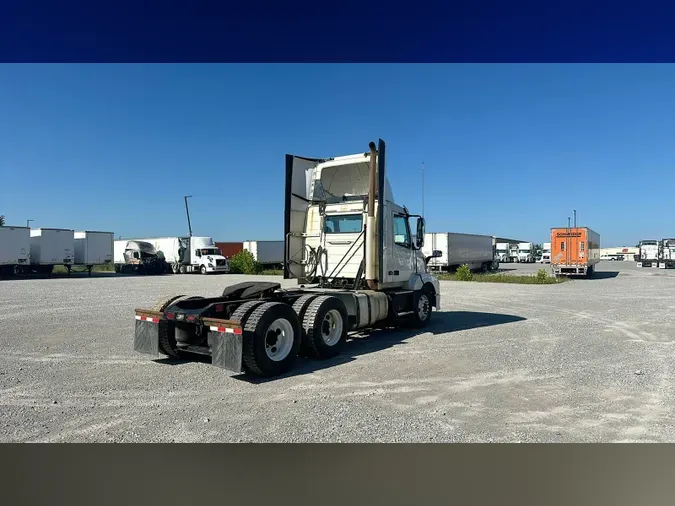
366, 141, 378, 290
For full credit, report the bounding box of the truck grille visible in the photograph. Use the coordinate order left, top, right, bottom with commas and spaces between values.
216, 259, 227, 267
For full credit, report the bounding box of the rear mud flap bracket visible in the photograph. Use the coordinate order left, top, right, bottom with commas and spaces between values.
134, 319, 160, 357
210, 331, 244, 373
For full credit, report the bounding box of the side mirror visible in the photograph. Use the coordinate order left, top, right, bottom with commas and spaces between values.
195, 249, 201, 257
424, 249, 442, 265
415, 217, 425, 249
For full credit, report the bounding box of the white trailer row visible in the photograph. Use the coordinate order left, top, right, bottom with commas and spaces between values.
0, 226, 113, 277
422, 232, 497, 272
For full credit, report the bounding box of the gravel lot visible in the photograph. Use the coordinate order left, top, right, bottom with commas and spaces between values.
2, 260, 675, 443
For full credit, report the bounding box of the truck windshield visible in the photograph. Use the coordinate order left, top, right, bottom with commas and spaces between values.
200, 248, 220, 255
324, 214, 363, 234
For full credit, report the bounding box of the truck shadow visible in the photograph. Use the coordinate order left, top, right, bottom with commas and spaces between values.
586, 271, 619, 280
226, 310, 527, 383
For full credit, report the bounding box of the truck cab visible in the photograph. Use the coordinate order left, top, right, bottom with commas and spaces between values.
179, 236, 230, 274
637, 240, 659, 268
658, 238, 675, 269
517, 242, 534, 263
495, 243, 510, 262
117, 241, 167, 274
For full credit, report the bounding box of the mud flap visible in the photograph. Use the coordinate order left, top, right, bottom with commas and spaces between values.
210, 331, 244, 373
133, 318, 160, 357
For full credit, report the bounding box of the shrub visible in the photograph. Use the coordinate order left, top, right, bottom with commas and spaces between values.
229, 250, 261, 275
455, 263, 473, 281
535, 268, 549, 283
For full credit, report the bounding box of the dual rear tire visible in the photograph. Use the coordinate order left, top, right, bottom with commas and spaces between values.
233, 295, 349, 377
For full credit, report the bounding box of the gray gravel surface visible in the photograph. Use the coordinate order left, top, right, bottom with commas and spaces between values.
1, 261, 675, 442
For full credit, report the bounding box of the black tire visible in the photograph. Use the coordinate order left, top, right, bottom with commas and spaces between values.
410, 287, 433, 328
242, 302, 301, 377
292, 294, 320, 332
200, 265, 207, 275
587, 265, 595, 278
151, 294, 187, 357
302, 296, 348, 360
230, 300, 267, 324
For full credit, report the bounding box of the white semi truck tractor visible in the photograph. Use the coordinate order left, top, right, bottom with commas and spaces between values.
132, 139, 442, 377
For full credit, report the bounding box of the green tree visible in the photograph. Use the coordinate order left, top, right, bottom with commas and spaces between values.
455, 264, 473, 281
0, 215, 5, 226
229, 249, 261, 274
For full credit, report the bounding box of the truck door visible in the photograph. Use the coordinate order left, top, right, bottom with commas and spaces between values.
383, 207, 415, 285
284, 154, 326, 279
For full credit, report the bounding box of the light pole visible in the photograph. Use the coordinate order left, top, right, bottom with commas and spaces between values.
573, 209, 577, 229
184, 195, 193, 237
27, 219, 33, 228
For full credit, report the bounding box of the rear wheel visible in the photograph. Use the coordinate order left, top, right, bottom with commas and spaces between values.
151, 294, 189, 357
242, 302, 301, 377
292, 294, 320, 354
302, 296, 348, 359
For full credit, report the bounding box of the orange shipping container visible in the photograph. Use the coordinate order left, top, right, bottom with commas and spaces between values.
214, 242, 243, 259
550, 227, 600, 277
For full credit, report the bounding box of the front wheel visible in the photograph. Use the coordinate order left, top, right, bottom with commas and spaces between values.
200, 265, 207, 275
410, 288, 433, 328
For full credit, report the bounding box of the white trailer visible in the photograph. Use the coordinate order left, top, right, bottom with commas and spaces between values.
423, 232, 496, 272
0, 225, 30, 277
637, 240, 659, 268
114, 240, 127, 264
73, 231, 114, 276
129, 236, 230, 274
243, 240, 284, 266
29, 228, 75, 276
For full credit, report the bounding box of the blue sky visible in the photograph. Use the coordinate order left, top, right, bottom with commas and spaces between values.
1, 64, 674, 247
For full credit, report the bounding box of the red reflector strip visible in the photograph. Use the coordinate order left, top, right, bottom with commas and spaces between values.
135, 315, 159, 323
209, 326, 243, 335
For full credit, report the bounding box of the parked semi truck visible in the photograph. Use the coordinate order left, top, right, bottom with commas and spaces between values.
132, 139, 442, 377
0, 225, 30, 278
29, 228, 75, 276
637, 240, 659, 268
422, 232, 497, 272
495, 242, 511, 263
550, 226, 600, 277
119, 236, 230, 274
658, 238, 675, 269
243, 240, 284, 267
516, 242, 535, 263
540, 242, 551, 263
114, 240, 168, 274
71, 231, 114, 276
